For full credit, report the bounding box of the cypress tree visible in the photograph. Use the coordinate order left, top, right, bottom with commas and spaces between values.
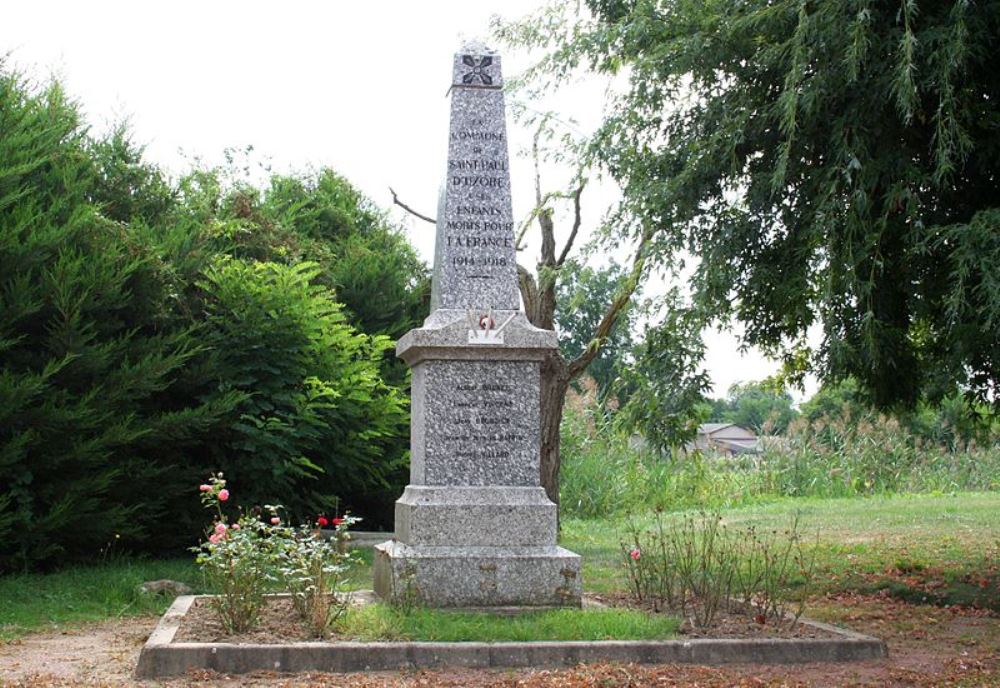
0, 65, 234, 571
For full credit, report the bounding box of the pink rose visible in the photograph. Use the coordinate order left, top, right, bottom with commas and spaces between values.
629, 548, 641, 561
199, 484, 212, 492
232, 523, 240, 530
270, 517, 280, 525
214, 522, 227, 535
208, 533, 221, 544
217, 489, 230, 502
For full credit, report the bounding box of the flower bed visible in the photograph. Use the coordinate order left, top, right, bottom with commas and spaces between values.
135, 593, 886, 678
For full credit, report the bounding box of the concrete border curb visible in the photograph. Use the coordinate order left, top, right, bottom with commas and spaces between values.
135, 595, 888, 678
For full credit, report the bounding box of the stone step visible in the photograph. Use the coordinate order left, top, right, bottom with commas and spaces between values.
373, 541, 581, 608
393, 485, 556, 547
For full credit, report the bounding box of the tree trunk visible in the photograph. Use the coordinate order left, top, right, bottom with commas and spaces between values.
387, 184, 643, 523
539, 353, 570, 515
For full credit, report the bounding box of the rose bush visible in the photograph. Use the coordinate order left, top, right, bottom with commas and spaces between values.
192, 474, 359, 635
273, 515, 360, 637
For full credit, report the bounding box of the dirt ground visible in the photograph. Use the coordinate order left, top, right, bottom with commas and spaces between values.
1, 593, 997, 687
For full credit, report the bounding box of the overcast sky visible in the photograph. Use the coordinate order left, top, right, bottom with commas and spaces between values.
3, 0, 816, 401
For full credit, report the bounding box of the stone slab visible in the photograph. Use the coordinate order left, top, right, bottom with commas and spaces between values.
135, 594, 890, 678
373, 541, 581, 608
410, 358, 540, 487
397, 310, 558, 365
394, 485, 556, 546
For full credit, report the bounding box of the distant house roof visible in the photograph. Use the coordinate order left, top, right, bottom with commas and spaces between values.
716, 438, 760, 454
691, 423, 760, 455
699, 423, 735, 434
698, 423, 756, 439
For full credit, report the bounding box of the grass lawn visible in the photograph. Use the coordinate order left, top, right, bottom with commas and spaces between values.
564, 492, 1000, 607
0, 548, 377, 642
2, 492, 997, 642
0, 558, 200, 642
338, 605, 679, 642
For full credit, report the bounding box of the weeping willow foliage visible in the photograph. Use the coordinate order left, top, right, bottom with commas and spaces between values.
498, 0, 1000, 409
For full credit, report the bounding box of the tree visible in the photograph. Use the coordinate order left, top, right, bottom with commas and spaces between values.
0, 67, 237, 570
86, 124, 176, 225
196, 259, 409, 522
263, 171, 429, 345
168, 165, 427, 528
393, 155, 656, 511
801, 377, 999, 448
616, 292, 713, 453
800, 378, 867, 424
1, 62, 429, 568
718, 380, 798, 435
554, 259, 638, 403
500, 0, 1000, 413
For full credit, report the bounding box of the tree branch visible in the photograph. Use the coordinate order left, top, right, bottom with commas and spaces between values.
567, 227, 654, 381
516, 188, 576, 251
533, 118, 545, 209
539, 207, 556, 266
390, 187, 436, 224
517, 262, 541, 325
556, 183, 584, 267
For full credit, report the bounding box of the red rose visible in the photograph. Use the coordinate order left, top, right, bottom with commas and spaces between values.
317, 516, 329, 527
332, 517, 344, 526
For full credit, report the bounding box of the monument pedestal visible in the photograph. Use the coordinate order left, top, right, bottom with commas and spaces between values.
374, 542, 581, 608
373, 44, 581, 608
373, 310, 581, 607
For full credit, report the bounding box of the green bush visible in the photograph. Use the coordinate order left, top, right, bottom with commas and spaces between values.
0, 68, 237, 570
197, 258, 408, 520
167, 166, 427, 527
0, 64, 422, 570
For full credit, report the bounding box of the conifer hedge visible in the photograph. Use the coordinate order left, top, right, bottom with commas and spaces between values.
0, 65, 423, 571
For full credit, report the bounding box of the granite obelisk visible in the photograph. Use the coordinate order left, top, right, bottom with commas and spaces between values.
373, 43, 582, 608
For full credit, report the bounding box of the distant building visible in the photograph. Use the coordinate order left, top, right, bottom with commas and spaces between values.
690, 423, 760, 455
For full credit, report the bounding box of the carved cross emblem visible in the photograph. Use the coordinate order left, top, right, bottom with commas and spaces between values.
461, 55, 494, 85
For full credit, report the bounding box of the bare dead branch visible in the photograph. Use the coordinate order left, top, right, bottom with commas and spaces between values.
556, 184, 584, 267
516, 188, 578, 251
533, 119, 546, 209
515, 210, 536, 251
539, 206, 556, 266
389, 187, 436, 224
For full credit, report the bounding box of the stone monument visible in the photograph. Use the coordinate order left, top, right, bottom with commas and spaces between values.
373, 43, 582, 608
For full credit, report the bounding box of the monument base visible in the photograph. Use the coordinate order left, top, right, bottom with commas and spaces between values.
394, 485, 557, 547
373, 541, 582, 608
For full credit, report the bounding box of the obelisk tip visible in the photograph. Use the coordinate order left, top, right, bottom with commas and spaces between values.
452, 43, 503, 90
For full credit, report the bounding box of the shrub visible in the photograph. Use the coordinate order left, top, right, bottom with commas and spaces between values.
193, 476, 276, 634
193, 475, 359, 636
197, 258, 409, 522
622, 511, 813, 628
275, 515, 359, 637
0, 66, 235, 571
0, 63, 422, 569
